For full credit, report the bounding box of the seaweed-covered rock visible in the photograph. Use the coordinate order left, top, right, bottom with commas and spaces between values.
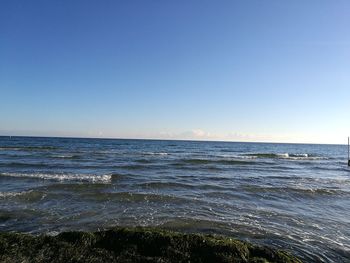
0, 227, 302, 263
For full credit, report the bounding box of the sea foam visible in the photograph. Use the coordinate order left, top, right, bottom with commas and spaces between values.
0, 172, 111, 183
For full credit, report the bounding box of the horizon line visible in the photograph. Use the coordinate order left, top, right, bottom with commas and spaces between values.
0, 134, 346, 146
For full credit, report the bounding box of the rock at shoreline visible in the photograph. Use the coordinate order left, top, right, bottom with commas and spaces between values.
0, 227, 301, 262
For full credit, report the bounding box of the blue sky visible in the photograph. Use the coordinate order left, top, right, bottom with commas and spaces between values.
1, 0, 349, 144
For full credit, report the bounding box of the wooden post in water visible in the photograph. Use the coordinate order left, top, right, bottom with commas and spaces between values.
348, 137, 350, 166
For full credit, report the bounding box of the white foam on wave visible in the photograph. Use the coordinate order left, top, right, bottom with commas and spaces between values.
218, 154, 257, 159
242, 152, 327, 160
143, 152, 168, 156
288, 154, 328, 160
277, 153, 290, 158
292, 153, 308, 157
0, 172, 111, 183
0, 147, 22, 151
52, 155, 75, 158
0, 190, 32, 198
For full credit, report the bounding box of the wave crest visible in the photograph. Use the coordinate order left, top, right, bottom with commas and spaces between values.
175, 158, 255, 166
0, 172, 111, 183
242, 153, 326, 160
0, 146, 59, 151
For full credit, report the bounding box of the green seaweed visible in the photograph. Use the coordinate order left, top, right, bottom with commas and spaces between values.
0, 227, 302, 263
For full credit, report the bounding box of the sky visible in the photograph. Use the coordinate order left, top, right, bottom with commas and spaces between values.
0, 0, 349, 144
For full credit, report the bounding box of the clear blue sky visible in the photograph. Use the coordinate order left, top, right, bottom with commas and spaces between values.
1, 0, 349, 144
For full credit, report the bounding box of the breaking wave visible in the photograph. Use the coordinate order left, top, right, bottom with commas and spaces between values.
174, 158, 256, 166
0, 190, 32, 198
142, 152, 168, 156
0, 190, 47, 202
242, 153, 327, 160
50, 154, 81, 159
0, 146, 59, 151
242, 185, 346, 196
0, 172, 111, 183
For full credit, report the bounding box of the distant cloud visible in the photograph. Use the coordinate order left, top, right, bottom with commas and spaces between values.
158, 129, 252, 141
156, 129, 343, 144
157, 129, 217, 140
0, 128, 345, 144
179, 129, 214, 139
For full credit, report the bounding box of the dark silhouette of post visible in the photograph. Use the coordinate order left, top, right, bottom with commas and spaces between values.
348, 137, 350, 166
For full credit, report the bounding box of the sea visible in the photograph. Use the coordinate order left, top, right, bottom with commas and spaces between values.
0, 136, 349, 262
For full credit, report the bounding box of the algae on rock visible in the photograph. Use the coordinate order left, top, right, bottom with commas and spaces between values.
0, 227, 302, 263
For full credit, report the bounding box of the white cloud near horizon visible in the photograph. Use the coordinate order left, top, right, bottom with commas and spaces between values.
0, 128, 347, 145
157, 129, 346, 144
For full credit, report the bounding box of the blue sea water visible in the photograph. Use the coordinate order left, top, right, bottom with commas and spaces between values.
0, 136, 349, 262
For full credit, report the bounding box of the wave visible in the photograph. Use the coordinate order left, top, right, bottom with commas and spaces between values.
0, 146, 59, 151
135, 159, 153, 164
242, 185, 347, 196
241, 153, 327, 160
121, 164, 151, 170
50, 154, 81, 159
0, 162, 55, 168
142, 152, 168, 156
0, 172, 111, 183
0, 190, 46, 202
159, 217, 232, 233
0, 190, 31, 198
110, 173, 138, 180
136, 181, 196, 189
174, 158, 256, 166
97, 191, 188, 203
120, 163, 169, 170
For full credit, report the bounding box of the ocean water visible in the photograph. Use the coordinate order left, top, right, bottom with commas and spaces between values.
0, 136, 349, 262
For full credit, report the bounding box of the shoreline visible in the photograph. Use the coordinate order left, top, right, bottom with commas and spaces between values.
0, 226, 301, 262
